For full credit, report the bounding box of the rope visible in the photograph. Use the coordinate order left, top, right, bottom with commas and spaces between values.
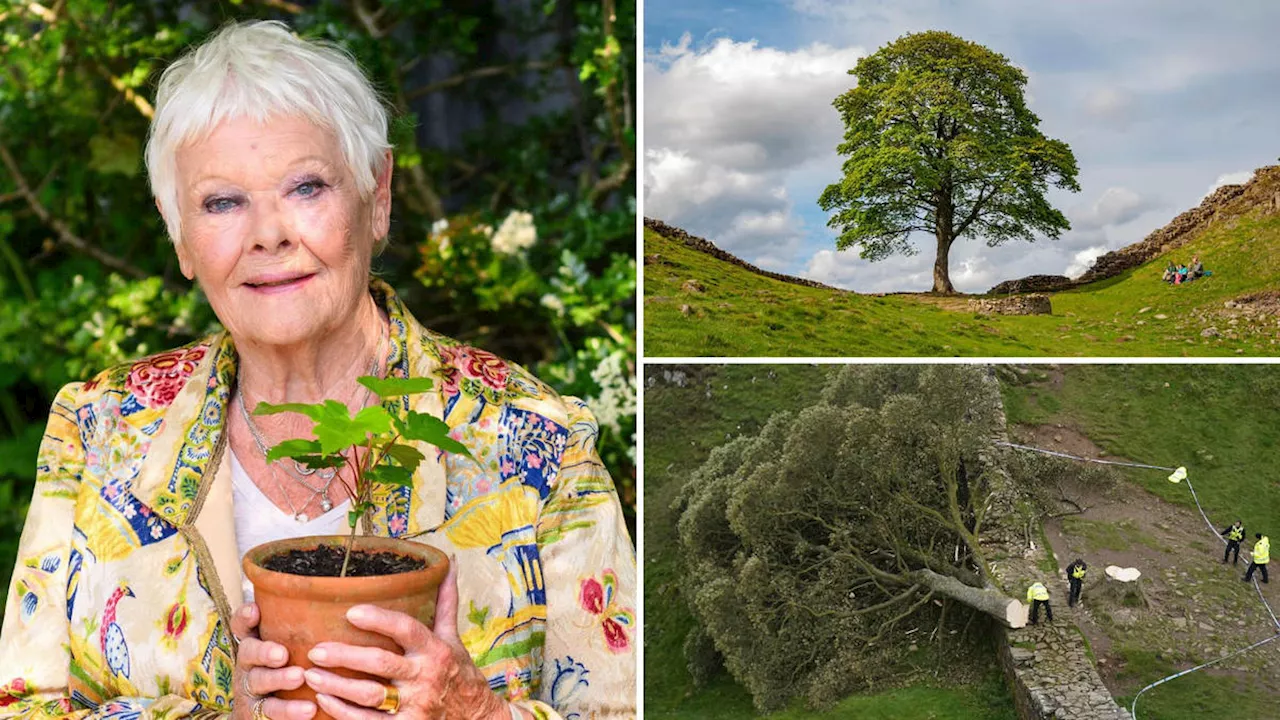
1127, 634, 1280, 716
996, 440, 1280, 718
993, 441, 1175, 471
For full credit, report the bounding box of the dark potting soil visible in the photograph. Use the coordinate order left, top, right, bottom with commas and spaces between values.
262, 545, 427, 577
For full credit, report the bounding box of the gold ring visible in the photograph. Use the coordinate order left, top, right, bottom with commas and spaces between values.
376, 683, 400, 715
252, 697, 268, 720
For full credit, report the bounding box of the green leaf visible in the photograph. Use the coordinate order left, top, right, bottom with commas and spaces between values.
310, 400, 390, 454
367, 464, 414, 487
358, 376, 436, 398
347, 510, 362, 528
253, 401, 326, 423
352, 405, 394, 434
264, 439, 322, 463
292, 454, 347, 470
394, 412, 473, 458
384, 442, 426, 471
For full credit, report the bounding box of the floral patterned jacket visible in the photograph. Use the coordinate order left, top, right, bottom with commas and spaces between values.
0, 281, 635, 720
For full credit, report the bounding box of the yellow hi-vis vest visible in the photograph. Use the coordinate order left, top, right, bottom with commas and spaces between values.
1228, 525, 1244, 542
1071, 565, 1086, 580
1027, 583, 1050, 602
1255, 537, 1270, 564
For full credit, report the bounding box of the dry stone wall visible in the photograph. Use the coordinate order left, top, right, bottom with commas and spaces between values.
989, 165, 1280, 295
644, 218, 848, 293
979, 369, 1132, 720
969, 294, 1053, 316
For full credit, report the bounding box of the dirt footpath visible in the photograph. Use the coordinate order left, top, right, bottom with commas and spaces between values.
1012, 424, 1280, 699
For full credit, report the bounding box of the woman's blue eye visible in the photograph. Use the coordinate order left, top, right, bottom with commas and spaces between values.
204, 197, 238, 213
294, 180, 327, 198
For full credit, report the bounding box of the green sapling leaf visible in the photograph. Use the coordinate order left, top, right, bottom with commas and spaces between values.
358, 376, 436, 398
367, 464, 414, 487
264, 439, 322, 463
395, 412, 473, 458
384, 443, 426, 471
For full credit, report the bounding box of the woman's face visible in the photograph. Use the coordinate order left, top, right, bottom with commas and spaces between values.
172, 115, 390, 348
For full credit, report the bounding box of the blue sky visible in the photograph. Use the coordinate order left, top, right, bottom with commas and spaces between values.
643, 1, 1280, 292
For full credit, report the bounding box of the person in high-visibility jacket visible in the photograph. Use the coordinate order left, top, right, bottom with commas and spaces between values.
1027, 582, 1053, 625
1244, 533, 1270, 583
1222, 520, 1245, 565
1066, 559, 1087, 607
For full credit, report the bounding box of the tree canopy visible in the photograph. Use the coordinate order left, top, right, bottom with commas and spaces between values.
673, 365, 1011, 711
818, 31, 1080, 293
0, 0, 635, 609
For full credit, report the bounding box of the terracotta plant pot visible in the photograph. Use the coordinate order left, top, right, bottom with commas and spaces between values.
243, 535, 449, 718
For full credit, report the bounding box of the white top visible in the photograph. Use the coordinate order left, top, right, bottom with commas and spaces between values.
231, 449, 351, 603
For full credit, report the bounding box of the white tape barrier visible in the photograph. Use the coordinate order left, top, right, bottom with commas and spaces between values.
993, 440, 1280, 718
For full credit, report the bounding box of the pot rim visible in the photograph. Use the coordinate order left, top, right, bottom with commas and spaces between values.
243, 535, 450, 603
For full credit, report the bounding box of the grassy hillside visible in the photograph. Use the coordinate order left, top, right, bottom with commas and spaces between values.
644, 365, 1017, 720
644, 211, 1280, 356
1002, 365, 1280, 718
649, 364, 1280, 719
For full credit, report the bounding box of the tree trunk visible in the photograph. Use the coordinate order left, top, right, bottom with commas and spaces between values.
910, 568, 1026, 628
932, 230, 955, 294
933, 178, 957, 294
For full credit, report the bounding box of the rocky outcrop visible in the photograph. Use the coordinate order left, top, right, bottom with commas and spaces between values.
989, 165, 1280, 295
969, 294, 1052, 316
644, 218, 848, 293
989, 275, 1075, 295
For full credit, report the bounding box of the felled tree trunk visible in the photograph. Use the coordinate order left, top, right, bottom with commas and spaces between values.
910, 568, 1027, 628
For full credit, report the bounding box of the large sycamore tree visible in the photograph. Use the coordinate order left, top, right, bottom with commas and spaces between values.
674, 365, 1026, 711
819, 31, 1080, 293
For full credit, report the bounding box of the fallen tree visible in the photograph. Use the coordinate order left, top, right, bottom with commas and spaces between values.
674, 365, 1026, 711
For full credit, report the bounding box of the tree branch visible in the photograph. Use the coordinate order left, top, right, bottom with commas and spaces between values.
405, 60, 559, 101
0, 143, 184, 293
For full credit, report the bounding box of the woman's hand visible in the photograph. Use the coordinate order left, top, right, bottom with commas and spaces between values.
302, 561, 519, 720
233, 603, 319, 720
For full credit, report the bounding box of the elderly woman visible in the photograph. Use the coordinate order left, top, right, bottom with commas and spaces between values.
0, 21, 634, 720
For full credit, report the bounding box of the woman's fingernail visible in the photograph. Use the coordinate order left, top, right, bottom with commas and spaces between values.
304, 669, 323, 687
271, 647, 286, 664
309, 647, 329, 663
346, 605, 368, 622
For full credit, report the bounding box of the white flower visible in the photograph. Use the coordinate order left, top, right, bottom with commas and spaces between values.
491, 210, 537, 255
586, 350, 636, 462
541, 293, 566, 316
431, 218, 449, 235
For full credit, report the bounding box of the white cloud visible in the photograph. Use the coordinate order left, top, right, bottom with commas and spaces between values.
1083, 87, 1135, 127
1065, 246, 1108, 278
647, 0, 1280, 292
1071, 187, 1154, 231
1206, 170, 1255, 197
644, 35, 865, 265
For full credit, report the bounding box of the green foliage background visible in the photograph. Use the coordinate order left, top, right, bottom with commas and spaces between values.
0, 0, 636, 608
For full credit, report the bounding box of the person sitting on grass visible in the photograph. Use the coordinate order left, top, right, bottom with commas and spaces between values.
1163, 261, 1178, 283
1188, 254, 1206, 280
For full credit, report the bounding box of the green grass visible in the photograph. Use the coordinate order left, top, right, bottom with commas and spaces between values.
1003, 365, 1280, 716
644, 211, 1280, 356
1001, 365, 1280, 535
1061, 518, 1160, 552
1114, 646, 1275, 719
644, 365, 1016, 719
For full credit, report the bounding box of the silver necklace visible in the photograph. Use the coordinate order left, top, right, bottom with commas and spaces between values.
236, 390, 335, 519
235, 328, 387, 521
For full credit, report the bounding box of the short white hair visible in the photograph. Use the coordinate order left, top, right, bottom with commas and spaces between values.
146, 20, 391, 245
